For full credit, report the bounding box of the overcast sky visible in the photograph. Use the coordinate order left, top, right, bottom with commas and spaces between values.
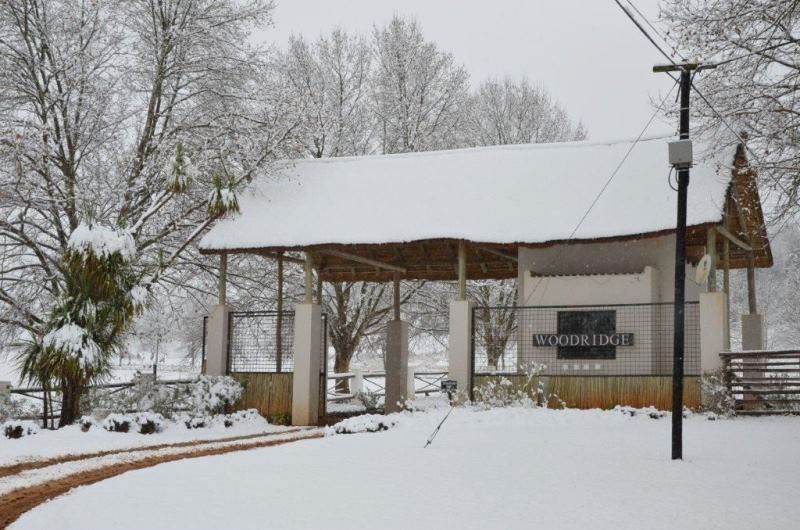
256, 0, 679, 141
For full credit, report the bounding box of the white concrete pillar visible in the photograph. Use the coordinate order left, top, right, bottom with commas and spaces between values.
448, 300, 474, 402
292, 303, 322, 426
205, 304, 230, 376
699, 292, 728, 374
384, 320, 409, 413
741, 313, 765, 351
351, 368, 364, 395
406, 367, 416, 399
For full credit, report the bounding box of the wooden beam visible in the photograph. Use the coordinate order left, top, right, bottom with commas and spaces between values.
706, 228, 717, 292
218, 253, 227, 305
458, 241, 467, 301
716, 226, 752, 252
476, 245, 518, 262
319, 249, 407, 273
304, 253, 314, 304
393, 272, 401, 321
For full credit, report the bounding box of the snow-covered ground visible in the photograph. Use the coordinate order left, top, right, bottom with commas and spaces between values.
0, 415, 288, 467
11, 405, 800, 530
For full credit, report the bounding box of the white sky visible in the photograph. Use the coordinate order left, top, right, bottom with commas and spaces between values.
256, 0, 679, 141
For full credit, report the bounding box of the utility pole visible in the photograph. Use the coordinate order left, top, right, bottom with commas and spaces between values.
653, 62, 715, 460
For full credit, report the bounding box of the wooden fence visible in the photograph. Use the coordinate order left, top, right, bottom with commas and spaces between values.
721, 350, 800, 415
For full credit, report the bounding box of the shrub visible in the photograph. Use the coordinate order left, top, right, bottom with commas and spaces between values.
134, 412, 164, 434
102, 413, 132, 433
184, 416, 209, 429
189, 376, 243, 415
0, 393, 40, 423
472, 363, 547, 408
79, 416, 96, 432
329, 414, 398, 435
701, 370, 735, 416
3, 420, 39, 439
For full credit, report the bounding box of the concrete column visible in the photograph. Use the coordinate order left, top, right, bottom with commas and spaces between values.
741, 313, 765, 351
699, 292, 728, 374
205, 304, 230, 375
384, 320, 409, 413
448, 300, 474, 402
406, 367, 416, 398
351, 368, 364, 395
292, 303, 322, 426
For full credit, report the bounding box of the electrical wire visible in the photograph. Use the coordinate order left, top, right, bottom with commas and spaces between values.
521, 78, 680, 306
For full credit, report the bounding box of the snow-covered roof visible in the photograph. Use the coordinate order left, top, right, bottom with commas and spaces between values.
199, 136, 733, 251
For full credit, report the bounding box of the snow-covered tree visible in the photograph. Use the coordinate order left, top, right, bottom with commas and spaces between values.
371, 15, 470, 154
660, 0, 800, 220
281, 29, 374, 158
466, 78, 587, 146
0, 0, 301, 424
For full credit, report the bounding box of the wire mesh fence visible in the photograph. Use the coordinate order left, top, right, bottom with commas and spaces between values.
472, 302, 700, 376
224, 311, 328, 374
227, 311, 296, 373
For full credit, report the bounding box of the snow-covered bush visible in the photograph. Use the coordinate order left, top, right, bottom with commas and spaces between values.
134, 412, 164, 434
189, 376, 243, 415
184, 416, 210, 430
472, 364, 547, 408
328, 414, 398, 435
4, 420, 39, 439
0, 393, 40, 423
102, 413, 133, 433
79, 416, 96, 432
701, 371, 735, 416
89, 374, 242, 420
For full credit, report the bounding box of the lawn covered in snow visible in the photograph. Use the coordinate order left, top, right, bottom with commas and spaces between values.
0, 414, 288, 467
12, 405, 800, 530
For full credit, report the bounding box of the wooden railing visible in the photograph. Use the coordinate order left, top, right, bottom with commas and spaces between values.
326, 370, 447, 402
720, 350, 800, 415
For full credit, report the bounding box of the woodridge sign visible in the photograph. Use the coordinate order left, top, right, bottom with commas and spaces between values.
533, 333, 635, 347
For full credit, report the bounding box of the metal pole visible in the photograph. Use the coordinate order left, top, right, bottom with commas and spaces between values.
276, 252, 283, 373
671, 68, 691, 461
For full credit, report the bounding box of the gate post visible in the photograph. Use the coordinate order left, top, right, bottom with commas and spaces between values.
385, 320, 409, 413
205, 304, 230, 376
292, 303, 322, 426
448, 300, 474, 402
699, 292, 728, 374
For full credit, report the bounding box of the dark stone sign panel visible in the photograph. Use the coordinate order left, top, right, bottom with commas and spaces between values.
531, 310, 634, 360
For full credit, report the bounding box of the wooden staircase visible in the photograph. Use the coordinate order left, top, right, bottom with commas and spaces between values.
720, 350, 800, 415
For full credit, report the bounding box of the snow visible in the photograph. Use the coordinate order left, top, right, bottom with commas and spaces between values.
41, 323, 102, 367
11, 406, 800, 530
200, 136, 733, 251
68, 222, 135, 260
0, 414, 287, 467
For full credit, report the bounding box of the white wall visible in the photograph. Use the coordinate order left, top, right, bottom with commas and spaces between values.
512, 235, 704, 376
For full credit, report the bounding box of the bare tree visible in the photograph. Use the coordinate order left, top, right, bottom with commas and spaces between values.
661, 0, 800, 220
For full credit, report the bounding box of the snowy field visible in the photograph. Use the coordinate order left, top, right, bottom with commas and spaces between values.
11, 406, 800, 530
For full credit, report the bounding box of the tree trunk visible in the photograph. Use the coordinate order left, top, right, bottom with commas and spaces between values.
58, 376, 83, 427
333, 349, 354, 394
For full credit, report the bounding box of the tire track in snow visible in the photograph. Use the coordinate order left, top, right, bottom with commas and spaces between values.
0, 429, 323, 529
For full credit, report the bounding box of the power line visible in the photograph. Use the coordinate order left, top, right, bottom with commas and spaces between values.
613, 1, 797, 216
613, 0, 675, 65
624, 0, 686, 62
522, 78, 680, 305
